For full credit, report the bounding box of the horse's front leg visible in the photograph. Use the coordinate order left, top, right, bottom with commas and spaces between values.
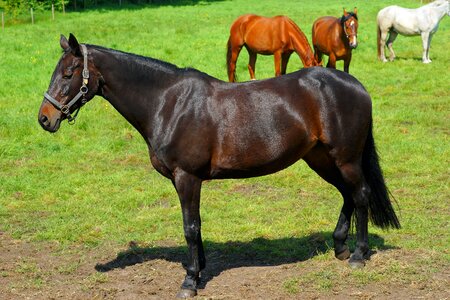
273, 51, 282, 77
247, 50, 257, 80
421, 32, 432, 63
281, 52, 292, 75
343, 52, 352, 73
172, 169, 205, 298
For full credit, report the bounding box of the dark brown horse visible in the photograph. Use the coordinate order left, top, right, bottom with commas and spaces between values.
312, 8, 358, 73
226, 14, 319, 82
38, 34, 400, 298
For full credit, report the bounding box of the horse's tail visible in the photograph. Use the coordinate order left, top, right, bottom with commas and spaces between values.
226, 36, 236, 82
362, 121, 401, 229
376, 20, 382, 59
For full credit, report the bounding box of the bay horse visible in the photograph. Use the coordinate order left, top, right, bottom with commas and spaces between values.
312, 8, 358, 73
38, 34, 400, 298
377, 0, 449, 63
226, 14, 319, 82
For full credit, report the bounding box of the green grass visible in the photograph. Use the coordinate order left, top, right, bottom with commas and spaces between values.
0, 0, 449, 294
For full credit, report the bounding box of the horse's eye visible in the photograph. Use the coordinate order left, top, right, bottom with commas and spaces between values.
63, 72, 73, 79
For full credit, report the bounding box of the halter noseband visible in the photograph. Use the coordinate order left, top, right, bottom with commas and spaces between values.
340, 13, 358, 39
43, 44, 90, 124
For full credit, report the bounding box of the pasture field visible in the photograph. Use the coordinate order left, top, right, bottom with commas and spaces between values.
0, 0, 449, 298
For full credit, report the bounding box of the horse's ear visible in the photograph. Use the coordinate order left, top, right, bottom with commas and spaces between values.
68, 33, 82, 57
343, 8, 348, 15
60, 34, 70, 51
353, 7, 358, 15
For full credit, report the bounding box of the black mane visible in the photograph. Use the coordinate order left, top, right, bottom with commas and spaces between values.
89, 44, 214, 80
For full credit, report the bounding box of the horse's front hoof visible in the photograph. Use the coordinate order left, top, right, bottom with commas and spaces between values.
176, 288, 197, 298
335, 248, 351, 260
348, 259, 365, 269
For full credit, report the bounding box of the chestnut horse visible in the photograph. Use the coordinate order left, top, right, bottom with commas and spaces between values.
226, 14, 319, 82
39, 34, 400, 298
312, 8, 358, 73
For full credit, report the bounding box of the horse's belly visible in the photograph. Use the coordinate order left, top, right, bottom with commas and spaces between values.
209, 129, 316, 179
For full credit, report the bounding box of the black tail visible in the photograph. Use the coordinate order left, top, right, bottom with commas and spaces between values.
362, 122, 401, 229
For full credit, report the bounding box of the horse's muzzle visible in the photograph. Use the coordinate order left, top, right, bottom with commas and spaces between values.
38, 114, 61, 133
38, 105, 62, 133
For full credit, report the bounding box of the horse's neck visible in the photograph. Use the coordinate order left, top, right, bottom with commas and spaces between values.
289, 28, 316, 66
422, 2, 448, 21
92, 47, 177, 138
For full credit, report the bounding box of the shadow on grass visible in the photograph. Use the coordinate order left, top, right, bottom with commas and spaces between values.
95, 231, 397, 288
68, 0, 227, 12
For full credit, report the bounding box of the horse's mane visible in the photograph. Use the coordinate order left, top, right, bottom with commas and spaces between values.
340, 12, 358, 24
285, 17, 312, 46
89, 44, 214, 80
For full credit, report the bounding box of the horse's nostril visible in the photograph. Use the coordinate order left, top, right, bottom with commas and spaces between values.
40, 115, 50, 126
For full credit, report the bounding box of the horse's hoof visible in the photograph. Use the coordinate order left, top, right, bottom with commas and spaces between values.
348, 259, 365, 269
335, 248, 351, 260
176, 288, 197, 298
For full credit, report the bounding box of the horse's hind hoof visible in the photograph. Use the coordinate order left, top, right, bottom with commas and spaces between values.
176, 288, 197, 298
348, 259, 365, 269
335, 248, 351, 260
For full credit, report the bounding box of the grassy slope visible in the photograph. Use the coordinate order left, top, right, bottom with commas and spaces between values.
0, 0, 449, 291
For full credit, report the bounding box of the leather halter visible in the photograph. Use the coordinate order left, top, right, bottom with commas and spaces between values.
43, 44, 90, 124
340, 13, 357, 39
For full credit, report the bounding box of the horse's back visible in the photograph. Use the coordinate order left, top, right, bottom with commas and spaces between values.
312, 16, 339, 41
231, 14, 292, 53
207, 67, 371, 178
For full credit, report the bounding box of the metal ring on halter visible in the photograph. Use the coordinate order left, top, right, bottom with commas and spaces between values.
80, 85, 88, 94
61, 105, 70, 115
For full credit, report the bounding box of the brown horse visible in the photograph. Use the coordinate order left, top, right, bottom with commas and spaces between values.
39, 34, 400, 298
226, 14, 319, 82
312, 8, 358, 73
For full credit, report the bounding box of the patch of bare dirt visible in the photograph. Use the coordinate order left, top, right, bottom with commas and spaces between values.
0, 233, 448, 299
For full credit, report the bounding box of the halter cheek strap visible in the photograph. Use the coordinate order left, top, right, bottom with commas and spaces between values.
44, 44, 90, 124
340, 13, 358, 38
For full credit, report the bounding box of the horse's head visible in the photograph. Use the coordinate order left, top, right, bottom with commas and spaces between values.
342, 8, 358, 49
38, 34, 100, 133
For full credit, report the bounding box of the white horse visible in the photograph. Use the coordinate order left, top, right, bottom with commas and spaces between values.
377, 0, 449, 63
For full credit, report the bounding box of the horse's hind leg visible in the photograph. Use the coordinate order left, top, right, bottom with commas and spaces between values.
337, 162, 370, 268
379, 29, 389, 62
386, 31, 398, 61
305, 148, 370, 267
304, 148, 353, 260
313, 46, 323, 66
326, 53, 337, 69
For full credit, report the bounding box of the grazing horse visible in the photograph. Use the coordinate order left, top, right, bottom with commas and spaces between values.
312, 8, 358, 73
38, 34, 400, 298
226, 14, 319, 82
377, 0, 450, 63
